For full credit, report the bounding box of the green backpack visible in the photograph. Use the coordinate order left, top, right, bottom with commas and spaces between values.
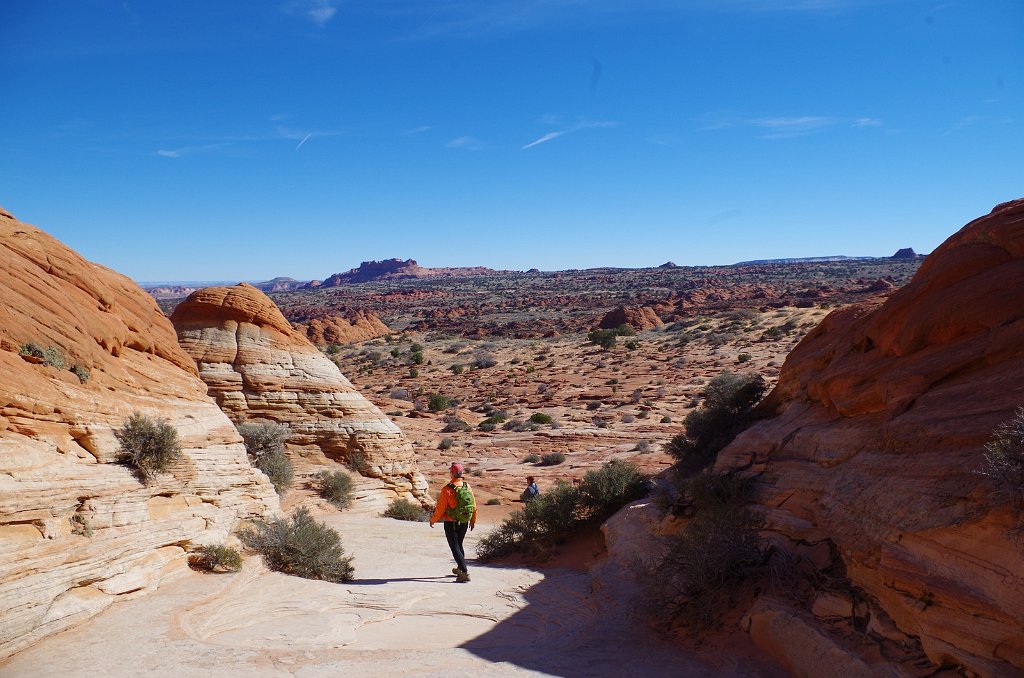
445, 482, 475, 523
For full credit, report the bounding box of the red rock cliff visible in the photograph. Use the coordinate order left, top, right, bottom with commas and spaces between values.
718, 199, 1024, 676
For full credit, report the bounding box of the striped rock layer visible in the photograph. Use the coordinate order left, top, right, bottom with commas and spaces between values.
170, 284, 428, 504
0, 209, 278, 659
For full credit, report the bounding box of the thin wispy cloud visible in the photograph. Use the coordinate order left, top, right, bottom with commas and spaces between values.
403, 125, 433, 135
282, 0, 339, 26
522, 131, 566, 149
295, 133, 312, 150
155, 143, 231, 158
446, 136, 484, 151
521, 120, 619, 150
699, 113, 884, 138
395, 1, 895, 40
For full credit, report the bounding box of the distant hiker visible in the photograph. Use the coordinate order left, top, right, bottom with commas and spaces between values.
521, 475, 540, 503
430, 462, 477, 583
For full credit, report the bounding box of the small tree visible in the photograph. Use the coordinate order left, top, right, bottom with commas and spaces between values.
238, 422, 293, 495
115, 413, 182, 481
427, 393, 450, 412
979, 407, 1024, 510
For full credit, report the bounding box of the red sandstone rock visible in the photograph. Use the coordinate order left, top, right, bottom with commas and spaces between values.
598, 306, 664, 331
718, 199, 1024, 676
295, 309, 390, 345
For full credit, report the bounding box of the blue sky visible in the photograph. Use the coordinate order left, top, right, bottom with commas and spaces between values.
1, 1, 1021, 281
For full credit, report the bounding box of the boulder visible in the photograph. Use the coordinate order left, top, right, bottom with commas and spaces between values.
170, 284, 428, 503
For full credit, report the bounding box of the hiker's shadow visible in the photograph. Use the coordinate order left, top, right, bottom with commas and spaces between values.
348, 576, 450, 585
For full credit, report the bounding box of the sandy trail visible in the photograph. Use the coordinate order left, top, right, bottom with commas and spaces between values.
1, 510, 770, 677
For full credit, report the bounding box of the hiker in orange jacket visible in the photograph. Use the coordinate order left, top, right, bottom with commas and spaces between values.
430, 462, 477, 583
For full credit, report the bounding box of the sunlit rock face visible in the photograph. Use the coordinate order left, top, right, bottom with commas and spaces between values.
0, 208, 279, 659
170, 283, 428, 505
718, 199, 1024, 676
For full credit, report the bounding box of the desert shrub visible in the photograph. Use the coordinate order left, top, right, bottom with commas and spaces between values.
70, 513, 93, 537
577, 460, 646, 522
427, 393, 450, 412
409, 351, 425, 365
313, 470, 355, 510
503, 418, 540, 432
621, 414, 635, 423
661, 416, 672, 424
42, 346, 66, 369
238, 507, 354, 582
383, 498, 428, 522
115, 413, 182, 481
410, 343, 424, 353
478, 421, 497, 432
18, 342, 44, 359
737, 353, 752, 363
409, 367, 419, 378
238, 422, 293, 495
979, 407, 1024, 509
586, 401, 601, 411
189, 544, 243, 573
473, 351, 498, 368
391, 387, 411, 401
587, 329, 618, 351
450, 364, 464, 375
528, 412, 553, 425
441, 416, 471, 433
438, 436, 455, 450
667, 372, 767, 476
539, 452, 565, 466
522, 453, 541, 464
478, 465, 648, 561
486, 498, 501, 505
650, 471, 764, 630
635, 440, 653, 453
70, 364, 91, 383
344, 450, 369, 473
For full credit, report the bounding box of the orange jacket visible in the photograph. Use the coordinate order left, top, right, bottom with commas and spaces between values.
430, 479, 477, 526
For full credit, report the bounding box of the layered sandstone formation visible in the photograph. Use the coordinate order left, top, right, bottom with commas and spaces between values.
0, 209, 279, 659
295, 309, 390, 346
170, 284, 428, 504
717, 199, 1024, 676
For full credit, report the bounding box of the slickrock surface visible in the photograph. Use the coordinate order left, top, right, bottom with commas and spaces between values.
294, 309, 390, 346
170, 284, 428, 504
0, 209, 279, 659
718, 199, 1024, 676
0, 507, 780, 677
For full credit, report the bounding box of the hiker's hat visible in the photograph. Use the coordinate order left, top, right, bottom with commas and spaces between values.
449, 462, 465, 475
527, 475, 535, 482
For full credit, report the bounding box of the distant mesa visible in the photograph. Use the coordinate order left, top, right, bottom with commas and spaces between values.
735, 255, 857, 266
598, 306, 664, 331
303, 258, 507, 288
658, 261, 680, 269
891, 247, 919, 259
255, 276, 307, 292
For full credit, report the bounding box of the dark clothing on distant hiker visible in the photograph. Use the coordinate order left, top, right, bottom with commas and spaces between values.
443, 520, 469, 573
521, 481, 540, 503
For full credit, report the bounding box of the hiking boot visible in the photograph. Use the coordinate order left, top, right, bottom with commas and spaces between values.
452, 567, 462, 575
455, 570, 470, 583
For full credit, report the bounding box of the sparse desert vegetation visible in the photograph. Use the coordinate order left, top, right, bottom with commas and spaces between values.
238, 507, 354, 582
114, 413, 182, 481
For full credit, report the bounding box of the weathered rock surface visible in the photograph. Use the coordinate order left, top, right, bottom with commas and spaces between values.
294, 309, 390, 346
718, 199, 1024, 676
0, 208, 279, 659
170, 284, 428, 503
